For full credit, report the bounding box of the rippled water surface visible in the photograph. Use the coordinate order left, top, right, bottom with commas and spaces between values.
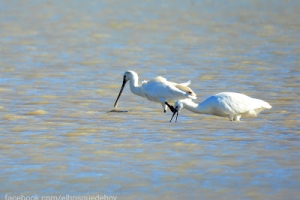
1, 0, 300, 199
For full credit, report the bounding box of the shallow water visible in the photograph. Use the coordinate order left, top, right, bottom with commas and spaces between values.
0, 0, 300, 199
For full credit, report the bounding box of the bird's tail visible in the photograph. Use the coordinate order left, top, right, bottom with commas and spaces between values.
262, 101, 272, 109
257, 99, 272, 109
179, 80, 191, 87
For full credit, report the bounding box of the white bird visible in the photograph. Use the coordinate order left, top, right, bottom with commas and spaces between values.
167, 92, 272, 122
114, 70, 197, 112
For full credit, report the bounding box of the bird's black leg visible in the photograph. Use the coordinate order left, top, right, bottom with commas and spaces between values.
165, 102, 175, 113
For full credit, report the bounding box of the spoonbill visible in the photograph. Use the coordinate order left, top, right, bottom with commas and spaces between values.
166, 92, 272, 122
114, 70, 197, 113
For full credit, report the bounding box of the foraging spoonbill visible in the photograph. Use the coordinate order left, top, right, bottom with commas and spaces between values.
166, 92, 272, 122
114, 70, 197, 112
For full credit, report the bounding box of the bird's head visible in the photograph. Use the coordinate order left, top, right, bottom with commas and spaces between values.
114, 70, 137, 108
123, 70, 138, 82
174, 100, 185, 112
123, 71, 131, 82
168, 99, 187, 123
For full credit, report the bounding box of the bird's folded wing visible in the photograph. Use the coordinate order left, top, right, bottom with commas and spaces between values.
174, 84, 196, 97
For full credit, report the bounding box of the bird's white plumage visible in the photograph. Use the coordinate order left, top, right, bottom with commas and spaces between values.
114, 70, 196, 112
173, 92, 271, 121
142, 76, 196, 102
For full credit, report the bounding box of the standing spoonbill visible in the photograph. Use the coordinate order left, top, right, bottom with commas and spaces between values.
166, 92, 272, 122
113, 70, 197, 113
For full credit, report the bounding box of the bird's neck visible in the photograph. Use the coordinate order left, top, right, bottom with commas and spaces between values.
183, 100, 207, 114
129, 75, 144, 97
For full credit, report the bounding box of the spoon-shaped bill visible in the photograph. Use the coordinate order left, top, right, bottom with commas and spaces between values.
114, 79, 127, 108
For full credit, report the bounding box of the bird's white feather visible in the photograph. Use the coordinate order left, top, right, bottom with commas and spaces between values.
115, 71, 197, 112
174, 92, 271, 121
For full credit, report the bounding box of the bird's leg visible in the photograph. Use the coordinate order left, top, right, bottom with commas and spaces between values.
161, 103, 167, 113
165, 102, 175, 113
175, 111, 179, 123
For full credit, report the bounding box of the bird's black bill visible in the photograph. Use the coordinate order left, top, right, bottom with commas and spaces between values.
114, 79, 127, 108
165, 102, 175, 113
169, 110, 179, 123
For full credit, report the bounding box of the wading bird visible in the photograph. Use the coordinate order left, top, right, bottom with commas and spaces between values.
114, 70, 197, 113
166, 92, 271, 122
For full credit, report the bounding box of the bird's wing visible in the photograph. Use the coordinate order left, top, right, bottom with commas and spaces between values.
174, 84, 196, 97
164, 80, 196, 98
179, 80, 191, 87
148, 76, 167, 83
144, 76, 196, 100
142, 80, 188, 102
168, 80, 191, 86
218, 92, 270, 115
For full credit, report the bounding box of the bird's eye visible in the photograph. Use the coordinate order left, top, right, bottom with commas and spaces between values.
188, 91, 192, 94
124, 75, 126, 79
175, 106, 178, 109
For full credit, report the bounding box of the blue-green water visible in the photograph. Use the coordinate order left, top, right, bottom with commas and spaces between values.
0, 0, 299, 199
